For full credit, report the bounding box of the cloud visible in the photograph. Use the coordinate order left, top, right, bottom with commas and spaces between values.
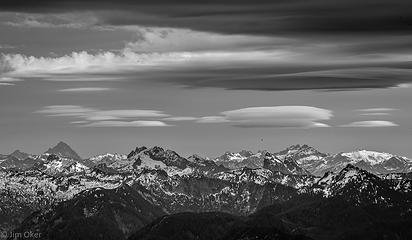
163, 116, 198, 121
3, 49, 412, 91
36, 105, 95, 115
0, 82, 15, 86
1, 51, 155, 75
1, 1, 411, 36
35, 105, 170, 126
359, 113, 391, 116
58, 87, 112, 92
198, 106, 332, 128
0, 49, 292, 76
356, 108, 399, 112
0, 77, 21, 82
197, 116, 230, 123
1, 19, 412, 92
125, 27, 280, 53
2, 12, 101, 30
35, 105, 334, 128
81, 120, 170, 127
356, 108, 398, 116
341, 121, 398, 127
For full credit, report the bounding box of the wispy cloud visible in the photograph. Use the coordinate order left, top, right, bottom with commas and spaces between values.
356, 107, 398, 117
359, 112, 391, 116
356, 108, 398, 112
341, 120, 398, 128
198, 106, 332, 128
0, 82, 15, 86
197, 116, 230, 123
2, 50, 411, 91
3, 12, 101, 30
125, 27, 280, 53
82, 120, 171, 127
0, 77, 21, 82
58, 87, 112, 92
0, 77, 19, 86
0, 49, 288, 77
162, 116, 198, 121
35, 105, 170, 127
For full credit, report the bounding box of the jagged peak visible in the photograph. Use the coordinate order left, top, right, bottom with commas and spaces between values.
277, 144, 320, 155
285, 144, 310, 150
150, 146, 165, 152
294, 144, 323, 153
127, 146, 148, 158
146, 146, 182, 157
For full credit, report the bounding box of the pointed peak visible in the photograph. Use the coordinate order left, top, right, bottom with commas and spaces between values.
55, 141, 70, 147
45, 141, 81, 160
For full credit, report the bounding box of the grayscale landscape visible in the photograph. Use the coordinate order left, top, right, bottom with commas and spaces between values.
0, 1, 411, 239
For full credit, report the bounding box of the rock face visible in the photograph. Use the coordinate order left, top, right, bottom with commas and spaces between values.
45, 141, 81, 160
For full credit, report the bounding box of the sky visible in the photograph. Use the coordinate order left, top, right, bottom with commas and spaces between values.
0, 0, 412, 158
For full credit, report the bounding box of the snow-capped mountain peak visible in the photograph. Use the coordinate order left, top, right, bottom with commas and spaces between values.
341, 150, 400, 165
311, 149, 412, 176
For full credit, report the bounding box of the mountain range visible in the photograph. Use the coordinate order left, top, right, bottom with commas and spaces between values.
0, 142, 411, 239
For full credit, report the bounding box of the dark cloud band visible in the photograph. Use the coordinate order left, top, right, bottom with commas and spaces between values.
1, 0, 412, 35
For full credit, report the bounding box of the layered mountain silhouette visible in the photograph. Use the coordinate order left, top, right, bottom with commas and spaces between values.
1, 142, 411, 239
